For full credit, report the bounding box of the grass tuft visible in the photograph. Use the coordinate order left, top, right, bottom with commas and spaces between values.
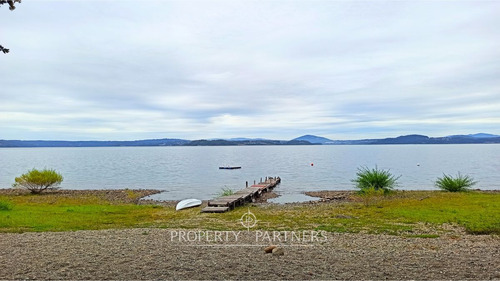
218, 187, 234, 197
435, 173, 477, 192
352, 166, 400, 194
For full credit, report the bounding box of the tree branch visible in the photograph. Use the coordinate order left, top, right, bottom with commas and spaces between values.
1, 0, 20, 53
0, 0, 19, 10
0, 45, 9, 54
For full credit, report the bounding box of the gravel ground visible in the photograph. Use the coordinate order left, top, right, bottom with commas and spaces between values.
0, 228, 498, 280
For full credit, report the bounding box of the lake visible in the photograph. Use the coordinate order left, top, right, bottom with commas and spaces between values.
0, 145, 499, 203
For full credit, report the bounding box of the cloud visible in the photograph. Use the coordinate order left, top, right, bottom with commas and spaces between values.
1, 1, 499, 140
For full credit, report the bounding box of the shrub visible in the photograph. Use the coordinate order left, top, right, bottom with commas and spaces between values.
12, 168, 63, 194
352, 166, 400, 194
435, 173, 476, 192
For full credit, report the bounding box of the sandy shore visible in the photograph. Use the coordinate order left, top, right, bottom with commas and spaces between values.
0, 228, 499, 280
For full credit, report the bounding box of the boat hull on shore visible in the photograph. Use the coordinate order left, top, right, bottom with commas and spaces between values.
176, 199, 202, 211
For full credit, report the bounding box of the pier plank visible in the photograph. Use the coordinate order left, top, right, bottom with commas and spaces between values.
201, 206, 230, 213
201, 177, 281, 213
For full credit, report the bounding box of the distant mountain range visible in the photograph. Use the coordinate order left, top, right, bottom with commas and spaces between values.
293, 133, 500, 145
1, 133, 499, 147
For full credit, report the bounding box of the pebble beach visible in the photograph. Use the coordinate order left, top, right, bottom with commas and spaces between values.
1, 228, 499, 280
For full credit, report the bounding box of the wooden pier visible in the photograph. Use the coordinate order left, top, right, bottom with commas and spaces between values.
201, 177, 281, 213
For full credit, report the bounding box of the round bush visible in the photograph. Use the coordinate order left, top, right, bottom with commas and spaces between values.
13, 168, 63, 194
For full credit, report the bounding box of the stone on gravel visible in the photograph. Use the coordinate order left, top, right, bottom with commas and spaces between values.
272, 247, 284, 256
264, 245, 277, 253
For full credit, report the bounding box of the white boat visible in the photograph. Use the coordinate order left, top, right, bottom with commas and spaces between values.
176, 198, 202, 211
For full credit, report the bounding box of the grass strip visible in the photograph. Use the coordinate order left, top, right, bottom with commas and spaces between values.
0, 191, 498, 235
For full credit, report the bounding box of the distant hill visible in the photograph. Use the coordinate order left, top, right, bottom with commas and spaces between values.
293, 135, 334, 144
0, 138, 190, 147
330, 134, 500, 145
185, 139, 314, 146
1, 133, 499, 147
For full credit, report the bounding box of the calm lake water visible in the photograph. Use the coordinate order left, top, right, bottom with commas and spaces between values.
1, 145, 499, 203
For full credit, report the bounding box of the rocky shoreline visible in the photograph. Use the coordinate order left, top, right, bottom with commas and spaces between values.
0, 188, 162, 204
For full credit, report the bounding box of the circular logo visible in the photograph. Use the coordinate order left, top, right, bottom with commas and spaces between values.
239, 209, 257, 230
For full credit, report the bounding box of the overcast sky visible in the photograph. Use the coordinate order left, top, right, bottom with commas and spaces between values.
1, 1, 499, 141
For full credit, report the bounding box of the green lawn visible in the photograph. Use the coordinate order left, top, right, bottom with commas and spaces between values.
0, 194, 162, 232
0, 191, 498, 235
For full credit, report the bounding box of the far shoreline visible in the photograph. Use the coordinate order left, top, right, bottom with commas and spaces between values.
1, 188, 498, 205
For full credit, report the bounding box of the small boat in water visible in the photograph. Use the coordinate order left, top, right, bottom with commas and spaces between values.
219, 166, 241, 170
176, 199, 202, 211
